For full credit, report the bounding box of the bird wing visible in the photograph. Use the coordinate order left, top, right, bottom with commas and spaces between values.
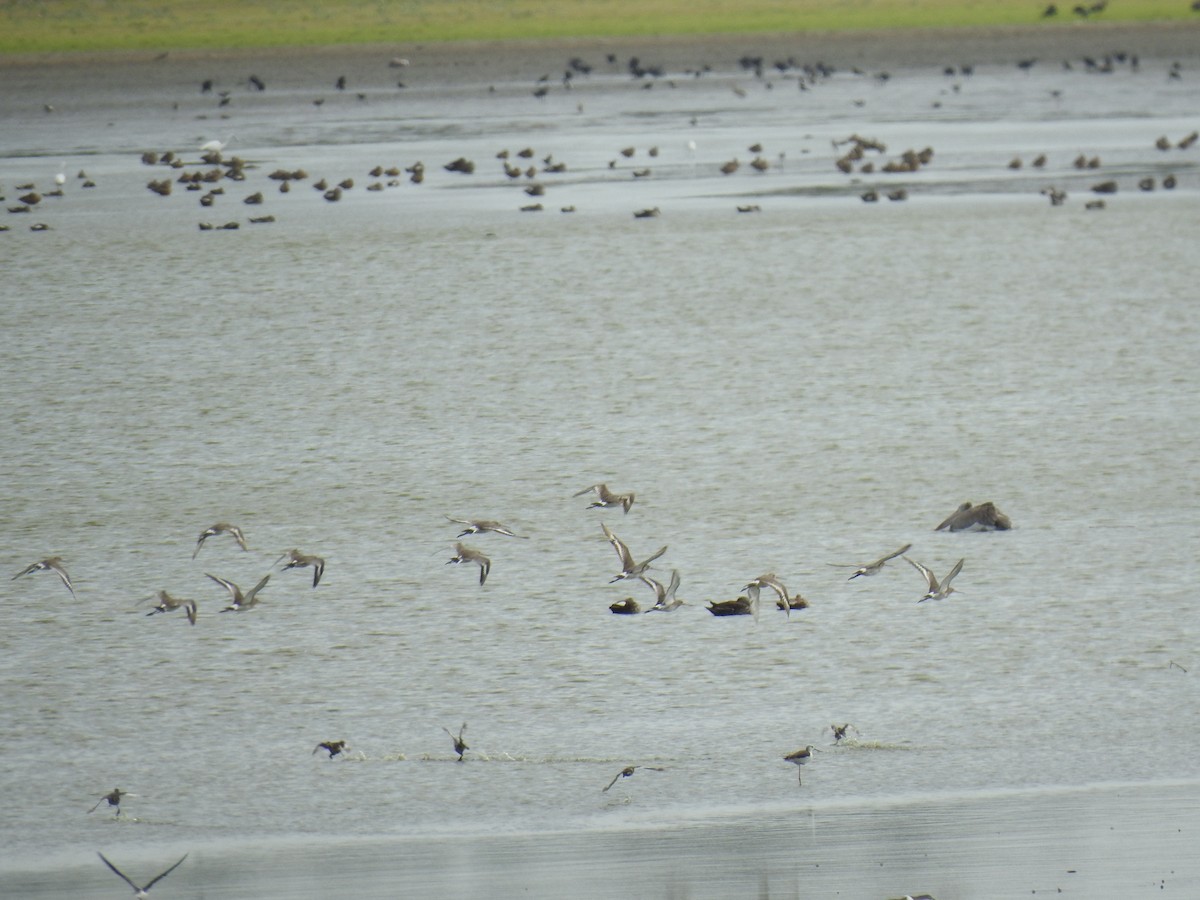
97, 852, 141, 891
573, 484, 603, 498
905, 557, 938, 592
942, 558, 965, 589
935, 502, 973, 531
230, 526, 248, 551
602, 524, 634, 570
144, 853, 188, 890
878, 543, 913, 564
205, 573, 240, 601
48, 560, 77, 598
243, 574, 271, 605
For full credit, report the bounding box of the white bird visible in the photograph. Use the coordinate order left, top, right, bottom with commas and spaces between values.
905, 556, 964, 602
97, 851, 188, 898
601, 523, 666, 583
199, 135, 232, 153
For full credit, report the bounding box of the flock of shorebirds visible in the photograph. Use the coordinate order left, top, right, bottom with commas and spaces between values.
5, 32, 1194, 234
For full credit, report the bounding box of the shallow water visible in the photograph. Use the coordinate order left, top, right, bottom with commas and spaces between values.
2, 28, 1199, 897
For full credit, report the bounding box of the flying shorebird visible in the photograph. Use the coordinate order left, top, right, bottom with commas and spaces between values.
744, 572, 797, 618
142, 591, 197, 625
447, 542, 491, 584
905, 556, 964, 602
602, 523, 667, 583
275, 549, 325, 587
89, 788, 133, 817
12, 556, 76, 599
642, 568, 682, 611
443, 723, 468, 760
602, 764, 665, 792
829, 543, 913, 579
783, 745, 819, 784
207, 572, 270, 612
97, 851, 188, 898
934, 501, 1012, 532
445, 516, 527, 538
192, 523, 249, 558
313, 740, 349, 758
828, 723, 857, 743
573, 483, 636, 514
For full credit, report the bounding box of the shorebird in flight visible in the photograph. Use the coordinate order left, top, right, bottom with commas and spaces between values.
275, 549, 325, 587
602, 764, 664, 792
443, 723, 468, 760
934, 501, 1011, 532
905, 556, 964, 602
97, 851, 188, 898
829, 543, 913, 579
744, 572, 798, 618
89, 788, 132, 817
192, 522, 249, 558
447, 542, 491, 584
208, 572, 270, 612
445, 516, 527, 538
12, 556, 76, 599
642, 569, 682, 611
143, 591, 197, 625
602, 523, 666, 583
783, 745, 819, 784
574, 483, 635, 514
828, 723, 857, 743
313, 740, 349, 758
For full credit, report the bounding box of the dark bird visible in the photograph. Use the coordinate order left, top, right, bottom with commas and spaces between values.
829, 723, 857, 743
443, 723, 468, 760
602, 764, 664, 792
573, 483, 635, 513
89, 788, 132, 817
934, 501, 1011, 531
12, 556, 76, 599
97, 851, 188, 898
313, 740, 349, 758
192, 522, 249, 558
706, 595, 755, 616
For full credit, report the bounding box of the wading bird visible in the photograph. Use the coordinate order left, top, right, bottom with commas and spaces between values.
445, 516, 527, 538
89, 788, 132, 817
443, 723, 468, 760
275, 549, 325, 587
829, 543, 913, 579
905, 556, 964, 602
573, 483, 635, 513
602, 764, 664, 792
934, 501, 1011, 532
208, 572, 270, 612
192, 523, 249, 558
313, 740, 349, 758
447, 543, 491, 585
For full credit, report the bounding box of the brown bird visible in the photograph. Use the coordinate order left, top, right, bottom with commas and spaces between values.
934, 501, 1011, 531
275, 549, 326, 587
574, 483, 635, 513
602, 764, 664, 792
447, 542, 491, 584
192, 523, 248, 559
601, 523, 666, 583
12, 556, 76, 599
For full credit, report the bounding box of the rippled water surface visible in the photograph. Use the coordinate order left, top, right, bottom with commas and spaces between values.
2, 26, 1199, 898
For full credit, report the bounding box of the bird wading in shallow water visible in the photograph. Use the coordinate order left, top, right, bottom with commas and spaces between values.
313, 741, 349, 758
783, 745, 820, 784
89, 788, 132, 817
443, 723, 468, 760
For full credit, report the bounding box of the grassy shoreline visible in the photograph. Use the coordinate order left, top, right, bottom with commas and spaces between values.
1, 0, 1195, 55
